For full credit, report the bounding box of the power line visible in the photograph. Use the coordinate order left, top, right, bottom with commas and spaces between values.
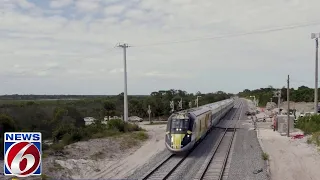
131, 21, 320, 47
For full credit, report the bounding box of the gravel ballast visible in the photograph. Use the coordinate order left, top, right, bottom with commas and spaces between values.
227, 100, 269, 180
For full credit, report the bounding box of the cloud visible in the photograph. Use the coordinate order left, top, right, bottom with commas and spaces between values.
75, 0, 100, 12
50, 0, 73, 8
1, 0, 320, 94
143, 71, 190, 79
15, 0, 35, 9
104, 4, 126, 15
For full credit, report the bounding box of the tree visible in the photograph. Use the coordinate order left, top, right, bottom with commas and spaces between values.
103, 100, 116, 120
0, 114, 16, 133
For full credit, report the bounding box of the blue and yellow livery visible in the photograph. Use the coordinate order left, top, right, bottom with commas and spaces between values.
165, 98, 234, 153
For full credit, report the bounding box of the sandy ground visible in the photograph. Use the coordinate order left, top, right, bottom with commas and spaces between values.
256, 115, 320, 180
85, 122, 166, 179
0, 122, 167, 180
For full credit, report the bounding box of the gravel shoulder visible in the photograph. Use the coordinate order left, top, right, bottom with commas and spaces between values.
227, 99, 269, 180
257, 120, 320, 180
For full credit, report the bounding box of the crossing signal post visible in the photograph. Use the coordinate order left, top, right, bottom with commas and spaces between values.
170, 101, 174, 113
273, 90, 281, 114
178, 98, 183, 110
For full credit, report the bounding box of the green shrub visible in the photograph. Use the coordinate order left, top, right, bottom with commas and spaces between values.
107, 119, 126, 132
132, 131, 148, 141
107, 119, 144, 132
296, 114, 320, 134
262, 152, 269, 160
50, 143, 65, 152
48, 119, 145, 152
126, 122, 144, 132
309, 132, 320, 146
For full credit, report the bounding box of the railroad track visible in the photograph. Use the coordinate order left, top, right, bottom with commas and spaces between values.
139, 101, 243, 180
193, 101, 243, 180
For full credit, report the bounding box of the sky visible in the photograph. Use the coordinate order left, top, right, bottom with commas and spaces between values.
1, 0, 320, 95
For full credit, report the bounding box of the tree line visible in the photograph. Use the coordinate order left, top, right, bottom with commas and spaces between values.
0, 89, 233, 141
238, 85, 316, 106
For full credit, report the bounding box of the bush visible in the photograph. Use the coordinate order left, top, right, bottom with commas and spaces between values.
296, 115, 320, 134
308, 132, 320, 146
48, 119, 145, 152
262, 152, 269, 160
0, 114, 17, 132
107, 119, 144, 132
50, 143, 65, 152
132, 131, 148, 141
107, 119, 126, 132
126, 122, 144, 132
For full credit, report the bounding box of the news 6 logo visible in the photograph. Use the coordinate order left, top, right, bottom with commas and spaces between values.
4, 132, 42, 177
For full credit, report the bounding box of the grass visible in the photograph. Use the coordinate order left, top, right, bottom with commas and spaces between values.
308, 132, 320, 146
90, 151, 104, 160
42, 151, 49, 159
262, 152, 269, 161
119, 131, 149, 150
41, 174, 51, 180
48, 161, 64, 172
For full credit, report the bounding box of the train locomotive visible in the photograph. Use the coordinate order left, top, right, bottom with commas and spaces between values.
165, 98, 234, 153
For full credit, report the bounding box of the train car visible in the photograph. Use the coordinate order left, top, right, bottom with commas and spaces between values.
165, 98, 235, 153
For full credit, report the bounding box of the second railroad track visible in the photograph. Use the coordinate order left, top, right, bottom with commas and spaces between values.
140, 101, 243, 180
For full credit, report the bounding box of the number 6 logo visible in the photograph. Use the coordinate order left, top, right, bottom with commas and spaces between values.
5, 142, 41, 177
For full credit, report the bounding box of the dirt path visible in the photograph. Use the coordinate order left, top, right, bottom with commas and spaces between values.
257, 122, 320, 180
85, 123, 167, 179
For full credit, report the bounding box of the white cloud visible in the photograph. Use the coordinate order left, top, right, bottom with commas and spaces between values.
75, 0, 100, 12
15, 0, 35, 9
50, 0, 73, 8
1, 0, 320, 94
143, 71, 190, 79
104, 4, 126, 15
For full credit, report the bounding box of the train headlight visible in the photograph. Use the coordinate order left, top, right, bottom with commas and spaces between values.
187, 135, 190, 138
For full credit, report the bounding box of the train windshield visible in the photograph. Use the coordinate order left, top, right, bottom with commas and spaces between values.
171, 119, 189, 133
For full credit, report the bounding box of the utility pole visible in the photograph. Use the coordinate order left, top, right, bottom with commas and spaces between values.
287, 75, 290, 137
312, 33, 320, 114
117, 43, 130, 122
196, 96, 201, 107
147, 105, 151, 123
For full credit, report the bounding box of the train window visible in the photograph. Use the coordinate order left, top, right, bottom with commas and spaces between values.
171, 119, 189, 132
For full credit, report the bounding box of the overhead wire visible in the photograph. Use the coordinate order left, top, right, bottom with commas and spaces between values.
130, 21, 320, 48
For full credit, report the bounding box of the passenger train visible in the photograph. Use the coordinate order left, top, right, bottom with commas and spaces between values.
165, 98, 235, 153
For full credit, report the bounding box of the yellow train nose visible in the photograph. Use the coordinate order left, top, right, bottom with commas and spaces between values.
171, 134, 185, 149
